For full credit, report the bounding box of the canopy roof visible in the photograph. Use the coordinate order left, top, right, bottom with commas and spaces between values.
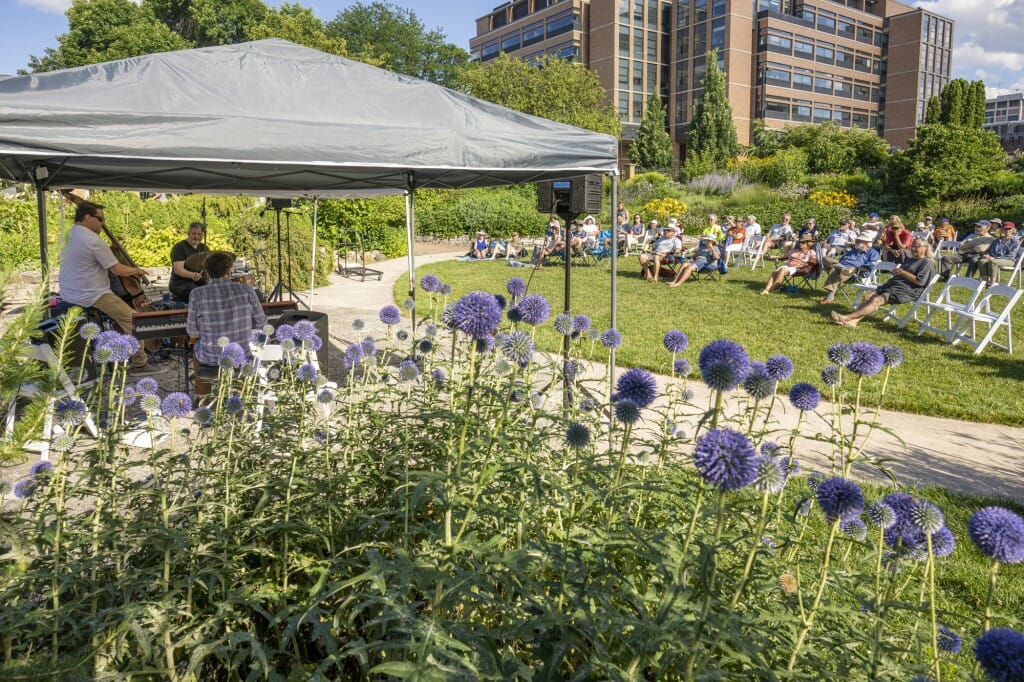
0, 39, 617, 196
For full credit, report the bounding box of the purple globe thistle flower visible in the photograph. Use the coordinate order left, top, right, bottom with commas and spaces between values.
360, 338, 377, 356
868, 501, 897, 529
424, 324, 438, 338
342, 344, 364, 370
402, 297, 416, 311
816, 477, 865, 521
52, 434, 74, 452
275, 324, 296, 342
193, 406, 214, 426
431, 368, 448, 384
161, 392, 192, 418
140, 393, 161, 414
880, 345, 904, 368
912, 500, 946, 535
517, 294, 550, 326
474, 335, 494, 354
54, 398, 87, 426
842, 518, 868, 541
305, 335, 323, 352
506, 277, 527, 299
573, 314, 591, 333
98, 335, 132, 364
974, 628, 1024, 681
847, 341, 884, 377
397, 330, 410, 342
789, 383, 821, 412
501, 330, 535, 367
563, 359, 582, 383
506, 306, 523, 324
587, 328, 601, 342
827, 342, 852, 367
615, 398, 642, 425
616, 368, 658, 408
742, 361, 775, 401
968, 507, 1024, 564
693, 429, 758, 491
249, 329, 268, 345
493, 293, 507, 310
221, 342, 247, 368
579, 398, 598, 412
931, 526, 956, 558
698, 339, 751, 392
292, 320, 318, 342
663, 330, 689, 354
821, 365, 841, 387
218, 356, 236, 371
398, 360, 420, 382
566, 422, 591, 449
752, 455, 786, 493
352, 319, 365, 331
554, 313, 575, 336
439, 283, 453, 297
937, 626, 962, 655
379, 305, 402, 326
765, 354, 794, 381
121, 386, 137, 407
13, 477, 36, 499
317, 389, 334, 404
79, 322, 101, 341
600, 328, 623, 349
420, 273, 442, 293
441, 304, 457, 329
92, 345, 113, 364
673, 358, 693, 377
224, 396, 244, 415
297, 363, 318, 382
30, 460, 54, 477
418, 338, 434, 353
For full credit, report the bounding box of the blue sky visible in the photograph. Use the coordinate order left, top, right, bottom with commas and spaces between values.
3, 0, 1022, 96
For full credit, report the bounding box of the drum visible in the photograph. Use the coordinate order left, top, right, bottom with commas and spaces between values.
231, 270, 256, 288
183, 251, 208, 273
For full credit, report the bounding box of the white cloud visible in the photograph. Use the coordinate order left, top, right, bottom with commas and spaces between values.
15, 0, 72, 13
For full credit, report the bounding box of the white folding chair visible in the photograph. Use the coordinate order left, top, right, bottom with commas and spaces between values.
934, 239, 961, 275
724, 236, 746, 266
996, 249, 1024, 288
915, 276, 987, 341
881, 274, 941, 329
948, 284, 1023, 354
740, 234, 768, 269
850, 261, 896, 308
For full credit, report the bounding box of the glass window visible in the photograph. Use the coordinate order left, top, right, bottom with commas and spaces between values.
648, 30, 658, 59
695, 23, 708, 54
853, 112, 869, 128
854, 83, 871, 101
635, 33, 644, 58
536, 0, 549, 9
619, 92, 629, 116
694, 0, 707, 23
711, 18, 725, 51
523, 22, 545, 47
482, 41, 499, 61
837, 16, 855, 38
693, 55, 707, 83
816, 44, 834, 64
677, 1, 689, 27
857, 25, 873, 44
546, 12, 577, 39
838, 109, 852, 126
794, 40, 813, 60
799, 8, 815, 23
765, 98, 790, 119
765, 66, 791, 86
675, 94, 686, 123
712, 0, 726, 17
814, 106, 832, 123
835, 50, 853, 69
793, 102, 811, 122
677, 61, 689, 91
634, 60, 644, 86
512, 1, 528, 20
619, 61, 629, 89
648, 0, 659, 28
501, 34, 521, 51
817, 12, 836, 33
854, 54, 871, 72
677, 27, 689, 59
492, 11, 507, 29
555, 44, 579, 60
648, 63, 658, 89
633, 0, 644, 25
633, 92, 644, 122
834, 79, 852, 97
793, 72, 812, 90
815, 76, 833, 94
766, 33, 792, 54
620, 26, 631, 56
619, 0, 629, 22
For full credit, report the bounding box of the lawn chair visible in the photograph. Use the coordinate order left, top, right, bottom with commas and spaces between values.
996, 248, 1024, 287
723, 236, 746, 267
850, 261, 897, 308
934, 239, 961, 274
948, 284, 1023, 354
781, 242, 824, 291
915, 276, 987, 341
738, 235, 768, 269
879, 274, 941, 329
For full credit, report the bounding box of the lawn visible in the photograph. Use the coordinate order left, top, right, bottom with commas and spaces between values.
400, 257, 1024, 426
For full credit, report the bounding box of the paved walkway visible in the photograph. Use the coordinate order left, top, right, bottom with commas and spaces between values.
293, 249, 1023, 503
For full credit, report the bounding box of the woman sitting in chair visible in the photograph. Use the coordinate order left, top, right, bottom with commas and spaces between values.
538, 223, 565, 267
760, 236, 818, 295
667, 235, 721, 287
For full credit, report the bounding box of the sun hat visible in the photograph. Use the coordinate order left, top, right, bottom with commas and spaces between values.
663, 224, 678, 232
700, 233, 716, 242
854, 233, 872, 242
990, 218, 1003, 225
667, 217, 679, 225
650, 219, 659, 225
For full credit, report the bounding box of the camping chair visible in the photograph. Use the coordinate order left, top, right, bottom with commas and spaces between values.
948, 284, 1023, 354
781, 243, 824, 291
915, 276, 987, 341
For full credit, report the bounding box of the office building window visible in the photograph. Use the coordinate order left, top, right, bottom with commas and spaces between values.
816, 43, 834, 64
512, 1, 528, 20
765, 99, 790, 119
677, 1, 689, 27
546, 11, 577, 39
633, 93, 644, 122
677, 27, 689, 59
695, 22, 707, 54
633, 0, 644, 24
766, 32, 792, 55
693, 55, 707, 83
834, 78, 852, 97
814, 106, 832, 123
620, 26, 631, 56
694, 0, 707, 23
482, 41, 499, 61
635, 33, 644, 58
711, 18, 725, 50
619, 0, 629, 21
854, 83, 870, 101
799, 8, 815, 23
815, 76, 833, 95
501, 34, 521, 51
857, 25, 873, 45
837, 16, 855, 38
712, 0, 726, 17
492, 11, 507, 30
675, 94, 686, 123
817, 12, 836, 33
854, 54, 871, 73
536, 0, 550, 9
648, 63, 658, 89
523, 22, 544, 47
634, 59, 644, 86
793, 72, 812, 90
794, 102, 812, 122
619, 92, 629, 116
794, 40, 813, 60
837, 109, 851, 126
648, 0, 659, 28
765, 66, 791, 87
648, 30, 658, 59
836, 50, 853, 69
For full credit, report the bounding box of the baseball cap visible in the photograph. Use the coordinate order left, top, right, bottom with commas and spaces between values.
990, 218, 1003, 225
1002, 221, 1016, 230
975, 220, 992, 227
869, 212, 880, 218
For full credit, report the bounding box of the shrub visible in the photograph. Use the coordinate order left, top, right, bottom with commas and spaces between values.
808, 189, 858, 209
735, 148, 808, 188
687, 172, 748, 196
641, 197, 688, 224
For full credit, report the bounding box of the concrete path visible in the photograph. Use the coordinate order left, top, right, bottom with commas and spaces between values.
293, 249, 1024, 503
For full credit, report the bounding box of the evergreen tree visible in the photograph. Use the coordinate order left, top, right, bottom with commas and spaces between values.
969, 80, 988, 128
687, 50, 738, 170
630, 95, 673, 172
925, 96, 941, 124
939, 79, 967, 126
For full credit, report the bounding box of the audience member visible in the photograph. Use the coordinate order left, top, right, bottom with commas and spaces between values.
745, 215, 762, 235
880, 216, 913, 262
931, 217, 957, 243
939, 220, 994, 279
723, 217, 746, 266
538, 221, 565, 267
861, 212, 884, 235
667, 235, 721, 286
824, 219, 859, 257
977, 222, 1020, 285
831, 239, 934, 327
760, 236, 818, 295
765, 213, 795, 251
472, 231, 489, 259
818, 234, 880, 304
704, 214, 725, 243
639, 224, 682, 283
796, 218, 819, 244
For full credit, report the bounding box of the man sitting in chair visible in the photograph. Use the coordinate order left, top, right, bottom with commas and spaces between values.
668, 235, 721, 287
639, 224, 682, 283
760, 236, 818, 295
830, 239, 933, 327
187, 250, 267, 369
818, 233, 880, 304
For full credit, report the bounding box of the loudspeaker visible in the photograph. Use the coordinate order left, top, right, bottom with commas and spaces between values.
267, 197, 293, 211
277, 310, 329, 374
536, 175, 603, 214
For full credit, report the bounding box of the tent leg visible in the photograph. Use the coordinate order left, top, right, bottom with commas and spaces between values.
609, 171, 619, 412
405, 190, 416, 336
309, 197, 318, 305
35, 181, 48, 278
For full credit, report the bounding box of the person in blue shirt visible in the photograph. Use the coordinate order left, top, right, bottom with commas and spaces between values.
819, 233, 880, 304
977, 221, 1021, 285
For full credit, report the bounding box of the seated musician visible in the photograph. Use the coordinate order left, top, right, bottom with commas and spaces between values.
186, 250, 267, 370
57, 199, 161, 376
169, 221, 208, 302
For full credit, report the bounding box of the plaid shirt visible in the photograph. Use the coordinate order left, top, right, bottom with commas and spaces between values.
186, 277, 266, 365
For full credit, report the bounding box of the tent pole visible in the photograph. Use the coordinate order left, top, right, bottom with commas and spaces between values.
404, 182, 417, 337
309, 197, 319, 305
609, 171, 619, 411
33, 175, 49, 278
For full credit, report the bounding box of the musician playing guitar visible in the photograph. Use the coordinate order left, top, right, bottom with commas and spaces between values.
57, 199, 161, 376
169, 221, 208, 303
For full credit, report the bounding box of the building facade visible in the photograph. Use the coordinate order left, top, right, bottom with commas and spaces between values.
471, 0, 953, 161
984, 93, 1024, 153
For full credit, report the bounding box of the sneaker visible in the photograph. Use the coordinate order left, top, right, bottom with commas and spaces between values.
130, 363, 163, 377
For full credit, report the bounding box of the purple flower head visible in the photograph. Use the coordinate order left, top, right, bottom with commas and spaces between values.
121, 386, 137, 407
360, 337, 377, 357
403, 297, 416, 311
92, 345, 113, 364
352, 318, 365, 331
424, 324, 438, 338
789, 383, 821, 412
931, 526, 955, 558
765, 354, 794, 381
673, 358, 693, 377
342, 343, 364, 370
420, 274, 442, 293
847, 341, 884, 377
123, 335, 140, 355
880, 345, 904, 368
698, 339, 750, 392
193, 406, 214, 426
816, 477, 864, 521
821, 365, 841, 387
317, 388, 334, 404
506, 277, 527, 299
224, 396, 244, 415
474, 335, 494, 354
297, 363, 318, 382
807, 472, 825, 492
563, 359, 581, 383
398, 360, 420, 382
452, 291, 502, 339
692, 428, 758, 491
379, 305, 402, 326
588, 329, 601, 342
54, 398, 87, 426
161, 392, 192, 418
868, 501, 897, 528
305, 335, 323, 351
79, 322, 101, 341
13, 477, 36, 499
841, 518, 868, 541
974, 628, 1024, 681
493, 293, 507, 310
566, 422, 591, 449
553, 313, 575, 336
292, 320, 318, 342
912, 500, 946, 534
742, 361, 775, 401
506, 306, 523, 324
221, 342, 247, 368
663, 330, 689, 354
615, 398, 642, 425
968, 506, 1024, 564
431, 368, 448, 384
573, 314, 591, 333
517, 294, 550, 326
140, 393, 161, 414
438, 283, 453, 297
752, 455, 787, 493
827, 342, 852, 367
249, 329, 268, 345
600, 328, 623, 350
30, 460, 54, 478
275, 324, 296, 342
616, 368, 658, 408
501, 330, 535, 367
937, 626, 962, 655
418, 338, 434, 353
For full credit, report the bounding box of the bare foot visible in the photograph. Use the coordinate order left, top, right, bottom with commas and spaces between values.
819, 297, 834, 304
667, 282, 680, 288
830, 311, 857, 327
759, 290, 770, 296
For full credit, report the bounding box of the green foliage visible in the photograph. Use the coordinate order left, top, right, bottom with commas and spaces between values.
415, 186, 548, 240
459, 53, 622, 137
678, 149, 716, 182
149, 0, 269, 47
925, 96, 941, 124
324, 1, 467, 86
619, 172, 687, 208
980, 170, 1024, 198
0, 199, 41, 269
749, 118, 782, 157
969, 80, 987, 128
889, 124, 1007, 204
772, 123, 889, 175
244, 3, 349, 55
629, 96, 673, 173
938, 78, 986, 129
687, 50, 738, 170
736, 148, 809, 188
316, 195, 407, 258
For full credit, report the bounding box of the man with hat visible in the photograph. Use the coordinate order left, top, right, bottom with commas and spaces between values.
940, 220, 994, 279
667, 234, 721, 286
931, 217, 957, 243
818, 233, 880, 304
169, 221, 208, 303
862, 212, 884, 233
831, 238, 934, 327
760, 235, 818, 295
639, 222, 682, 282
977, 221, 1021, 285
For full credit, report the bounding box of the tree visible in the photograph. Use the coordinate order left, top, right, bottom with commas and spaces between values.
147, 0, 268, 47
246, 4, 349, 57
776, 122, 888, 174
458, 54, 621, 137
890, 124, 1006, 204
939, 79, 967, 126
925, 96, 941, 124
28, 0, 189, 72
969, 80, 987, 128
687, 50, 737, 170
326, 1, 468, 88
630, 95, 673, 172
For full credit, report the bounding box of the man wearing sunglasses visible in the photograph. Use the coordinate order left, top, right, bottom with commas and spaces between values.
58, 200, 160, 375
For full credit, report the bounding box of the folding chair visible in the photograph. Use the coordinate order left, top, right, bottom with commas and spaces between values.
934, 239, 961, 275
915, 276, 987, 341
948, 284, 1023, 354
738, 235, 768, 269
723, 237, 746, 267
781, 243, 824, 291
996, 249, 1024, 287
879, 274, 941, 329
850, 261, 897, 308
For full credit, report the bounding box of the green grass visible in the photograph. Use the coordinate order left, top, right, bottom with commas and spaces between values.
400, 258, 1024, 426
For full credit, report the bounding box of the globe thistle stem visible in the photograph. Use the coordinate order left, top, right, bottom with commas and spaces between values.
730, 490, 772, 607
684, 493, 727, 677
926, 533, 941, 682
788, 518, 841, 671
